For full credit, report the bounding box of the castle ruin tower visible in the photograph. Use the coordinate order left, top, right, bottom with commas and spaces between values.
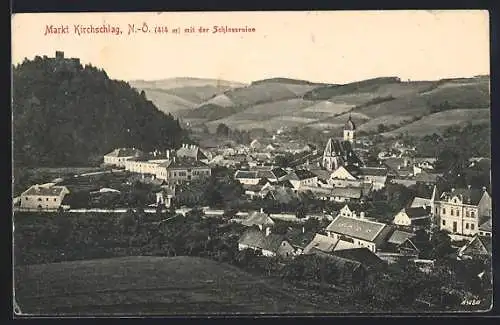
343, 114, 356, 143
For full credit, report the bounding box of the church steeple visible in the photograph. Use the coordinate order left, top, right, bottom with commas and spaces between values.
343, 114, 356, 143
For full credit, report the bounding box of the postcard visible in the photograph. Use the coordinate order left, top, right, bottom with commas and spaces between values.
12, 10, 492, 316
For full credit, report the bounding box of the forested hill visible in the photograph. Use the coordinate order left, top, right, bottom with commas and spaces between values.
13, 56, 188, 167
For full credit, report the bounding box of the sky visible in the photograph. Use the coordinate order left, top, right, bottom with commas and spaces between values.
11, 10, 490, 84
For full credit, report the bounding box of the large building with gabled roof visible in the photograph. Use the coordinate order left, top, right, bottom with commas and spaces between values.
322, 115, 363, 171
325, 214, 393, 252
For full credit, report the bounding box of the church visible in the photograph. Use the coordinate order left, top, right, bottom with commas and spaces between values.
322, 115, 363, 171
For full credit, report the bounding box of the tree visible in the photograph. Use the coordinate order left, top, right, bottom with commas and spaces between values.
296, 205, 306, 219
119, 210, 136, 234
429, 230, 454, 259
216, 123, 230, 137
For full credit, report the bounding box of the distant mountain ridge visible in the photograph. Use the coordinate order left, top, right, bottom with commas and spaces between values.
129, 74, 490, 137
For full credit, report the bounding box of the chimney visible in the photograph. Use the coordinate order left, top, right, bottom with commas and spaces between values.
166, 150, 170, 159
260, 208, 264, 213
482, 186, 487, 192
265, 227, 271, 237
360, 212, 365, 219
302, 226, 305, 234
451, 188, 455, 192
468, 184, 471, 189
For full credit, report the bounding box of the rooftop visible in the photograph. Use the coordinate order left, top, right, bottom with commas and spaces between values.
241, 211, 275, 227
332, 248, 385, 269
176, 144, 208, 160
238, 229, 287, 253
330, 187, 363, 199
23, 184, 69, 197
159, 158, 209, 169
359, 167, 388, 177
287, 169, 318, 181
387, 230, 416, 245
326, 215, 389, 242
403, 207, 430, 219
479, 217, 492, 232
303, 234, 339, 255
440, 187, 486, 206
105, 148, 143, 158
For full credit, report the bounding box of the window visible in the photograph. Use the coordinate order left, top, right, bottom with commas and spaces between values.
38, 198, 42, 201
54, 198, 57, 202
471, 224, 475, 230
471, 211, 475, 218
466, 211, 469, 217
442, 219, 446, 226
442, 208, 446, 214
465, 223, 469, 229
456, 210, 460, 217
25, 197, 29, 200
46, 198, 49, 201
451, 210, 454, 216
435, 207, 438, 214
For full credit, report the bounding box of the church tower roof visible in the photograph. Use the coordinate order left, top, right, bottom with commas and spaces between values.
344, 114, 356, 131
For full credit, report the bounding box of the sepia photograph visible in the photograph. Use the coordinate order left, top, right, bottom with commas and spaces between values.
11, 10, 492, 316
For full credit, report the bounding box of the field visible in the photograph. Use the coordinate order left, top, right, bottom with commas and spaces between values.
130, 76, 490, 137
384, 109, 491, 137
14, 256, 337, 315
138, 88, 198, 115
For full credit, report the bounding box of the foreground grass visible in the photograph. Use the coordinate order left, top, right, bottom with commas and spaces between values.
14, 256, 340, 315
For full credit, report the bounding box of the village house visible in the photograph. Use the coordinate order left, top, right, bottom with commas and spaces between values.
359, 167, 388, 191
325, 214, 393, 253
384, 157, 414, 178
413, 157, 437, 170
238, 228, 295, 257
260, 185, 298, 206
327, 165, 385, 192
123, 150, 173, 175
414, 170, 443, 186
234, 166, 288, 185
331, 247, 386, 271
386, 230, 420, 257
241, 209, 275, 230
176, 144, 208, 161
155, 158, 211, 183
410, 185, 437, 209
234, 170, 262, 185
327, 165, 364, 187
434, 186, 492, 236
286, 169, 318, 189
392, 207, 431, 228
478, 217, 492, 237
20, 183, 70, 210
303, 233, 349, 255
458, 235, 492, 260
301, 186, 364, 203
277, 142, 314, 155
338, 204, 367, 219
103, 147, 143, 167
